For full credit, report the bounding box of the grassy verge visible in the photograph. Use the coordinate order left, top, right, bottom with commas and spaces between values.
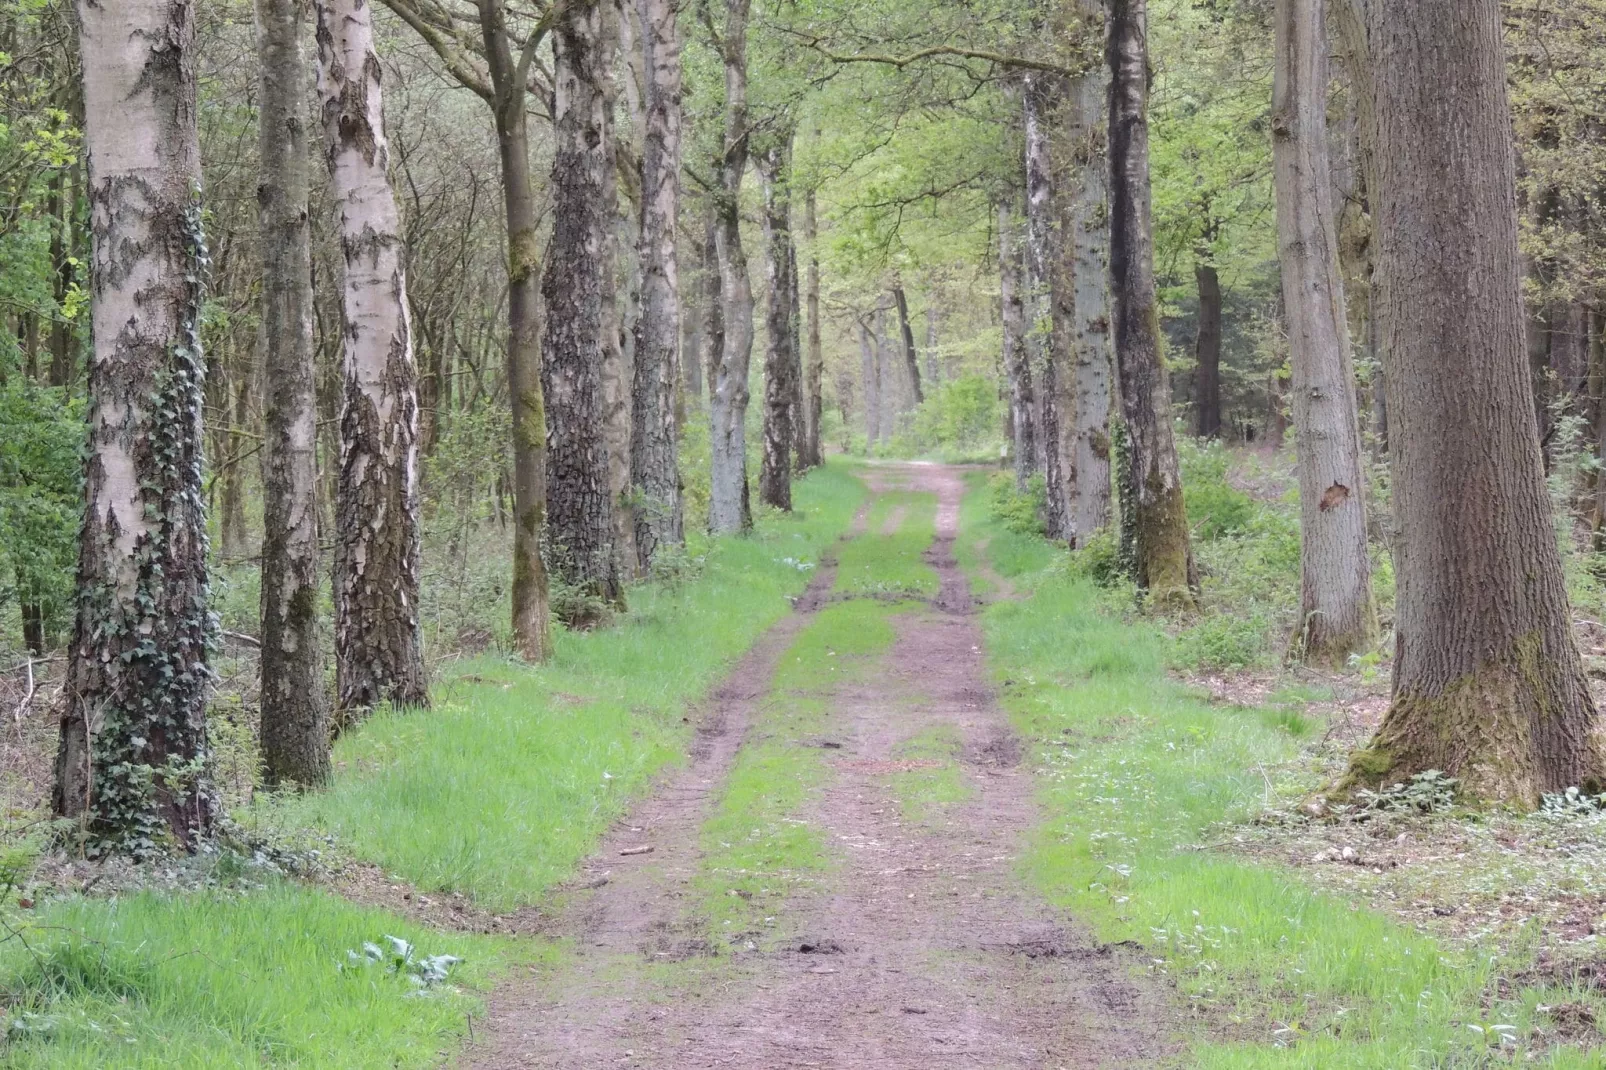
257, 462, 867, 911
958, 476, 1603, 1068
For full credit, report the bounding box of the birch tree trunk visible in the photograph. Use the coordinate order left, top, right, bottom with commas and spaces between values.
1347, 0, 1605, 804
630, 0, 684, 567
257, 0, 330, 787
757, 142, 796, 511
56, 0, 217, 847
544, 0, 625, 619
708, 0, 753, 534
472, 0, 552, 662
800, 188, 824, 469
893, 285, 924, 406
315, 0, 428, 714
1108, 0, 1196, 605
1273, 0, 1377, 668
1067, 2, 1114, 546
999, 201, 1036, 490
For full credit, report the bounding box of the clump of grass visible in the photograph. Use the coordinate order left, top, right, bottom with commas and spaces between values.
0, 884, 513, 1068
259, 463, 868, 911
961, 482, 1601, 1067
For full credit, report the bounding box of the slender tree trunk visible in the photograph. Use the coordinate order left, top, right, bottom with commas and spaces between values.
1193, 258, 1222, 439
1273, 0, 1376, 668
757, 141, 795, 510
875, 307, 896, 444
707, 0, 753, 534
859, 317, 880, 449
630, 0, 683, 567
473, 0, 553, 660
1347, 0, 1605, 804
47, 168, 76, 388
999, 202, 1036, 490
544, 0, 626, 618
600, 0, 636, 580
1109, 0, 1195, 605
1024, 72, 1071, 539
892, 285, 924, 406
57, 0, 217, 847
700, 205, 722, 412
1066, 7, 1114, 546
316, 0, 429, 714
800, 188, 824, 468
257, 0, 330, 788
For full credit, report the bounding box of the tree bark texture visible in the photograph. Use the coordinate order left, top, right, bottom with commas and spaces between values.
1273, 0, 1377, 668
599, 0, 635, 582
630, 0, 684, 567
57, 0, 217, 848
700, 205, 722, 413
1193, 259, 1222, 439
1349, 0, 1605, 804
892, 285, 924, 406
543, 0, 626, 619
1066, 8, 1114, 547
473, 0, 553, 661
257, 0, 331, 788
316, 0, 429, 714
999, 201, 1036, 490
799, 188, 824, 469
1108, 0, 1195, 605
1024, 71, 1071, 540
757, 142, 796, 511
708, 0, 753, 534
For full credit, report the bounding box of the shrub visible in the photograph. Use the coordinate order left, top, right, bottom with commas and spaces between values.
1173, 611, 1269, 671
988, 471, 1046, 536
1178, 437, 1256, 539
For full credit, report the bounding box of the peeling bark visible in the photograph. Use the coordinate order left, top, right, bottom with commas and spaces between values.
316, 0, 429, 714
257, 0, 331, 787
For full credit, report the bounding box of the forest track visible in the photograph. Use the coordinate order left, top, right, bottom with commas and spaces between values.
469, 464, 1174, 1069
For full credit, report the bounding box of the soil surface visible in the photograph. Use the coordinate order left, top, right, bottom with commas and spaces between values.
469, 464, 1175, 1069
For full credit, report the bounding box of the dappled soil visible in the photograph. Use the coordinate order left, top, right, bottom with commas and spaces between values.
470, 464, 1175, 1069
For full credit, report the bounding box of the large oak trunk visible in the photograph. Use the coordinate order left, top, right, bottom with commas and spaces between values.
1347, 0, 1605, 804
757, 142, 796, 511
257, 0, 331, 787
56, 0, 217, 848
1108, 0, 1196, 605
544, 0, 626, 619
630, 0, 684, 568
316, 0, 429, 714
707, 0, 753, 534
1273, 0, 1376, 669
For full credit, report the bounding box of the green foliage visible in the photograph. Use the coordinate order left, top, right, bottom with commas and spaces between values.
888, 375, 1005, 462
0, 379, 81, 650
1179, 437, 1256, 540
1356, 770, 1460, 816
986, 471, 1046, 537
1174, 610, 1271, 672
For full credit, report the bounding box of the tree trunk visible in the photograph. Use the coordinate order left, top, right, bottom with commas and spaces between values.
316, 0, 429, 714
1066, 9, 1114, 546
1108, 0, 1196, 605
924, 307, 940, 388
999, 201, 1036, 490
1273, 0, 1377, 669
630, 0, 683, 567
859, 317, 879, 449
1193, 259, 1223, 439
600, 0, 636, 581
472, 0, 553, 662
47, 167, 77, 388
875, 307, 896, 444
1025, 71, 1071, 540
700, 204, 722, 413
257, 0, 331, 788
892, 285, 924, 406
757, 141, 795, 511
800, 188, 824, 469
707, 0, 753, 534
1346, 0, 1605, 805
57, 0, 216, 848
544, 0, 626, 619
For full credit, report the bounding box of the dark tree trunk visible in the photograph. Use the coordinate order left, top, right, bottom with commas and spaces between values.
256, 0, 331, 788
892, 285, 924, 406
57, 0, 217, 848
999, 201, 1036, 490
1347, 0, 1605, 804
630, 0, 684, 567
543, 0, 626, 620
317, 0, 429, 715
1109, 0, 1196, 605
757, 140, 795, 511
46, 167, 77, 389
700, 205, 722, 413
1193, 259, 1223, 439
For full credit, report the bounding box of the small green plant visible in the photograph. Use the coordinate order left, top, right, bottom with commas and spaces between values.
340, 935, 462, 990
1356, 769, 1459, 814
987, 471, 1046, 536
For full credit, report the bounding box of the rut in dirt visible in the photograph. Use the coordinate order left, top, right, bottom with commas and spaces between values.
469, 464, 1174, 1069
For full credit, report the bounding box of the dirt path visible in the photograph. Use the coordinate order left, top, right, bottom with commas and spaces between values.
470, 464, 1173, 1069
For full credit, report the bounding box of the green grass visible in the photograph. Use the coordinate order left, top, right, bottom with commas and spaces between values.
695, 598, 900, 946
257, 462, 868, 911
833, 490, 940, 599
959, 481, 1605, 1068
888, 725, 973, 824
0, 884, 515, 1068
